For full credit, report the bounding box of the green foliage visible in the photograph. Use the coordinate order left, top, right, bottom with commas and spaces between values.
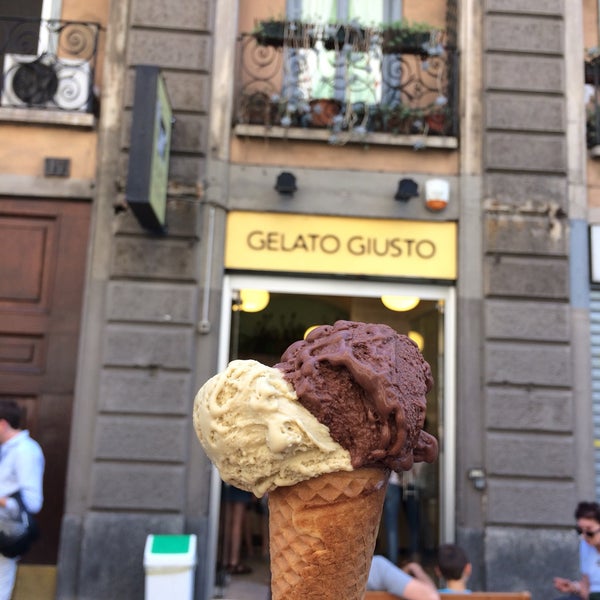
381, 20, 434, 34
380, 20, 437, 54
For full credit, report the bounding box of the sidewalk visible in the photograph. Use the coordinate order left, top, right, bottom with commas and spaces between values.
13, 564, 56, 600
216, 555, 270, 600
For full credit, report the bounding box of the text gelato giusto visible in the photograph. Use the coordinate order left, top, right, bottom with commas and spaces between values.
246, 230, 436, 258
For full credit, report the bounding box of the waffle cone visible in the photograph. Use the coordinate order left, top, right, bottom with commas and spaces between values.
268, 467, 389, 600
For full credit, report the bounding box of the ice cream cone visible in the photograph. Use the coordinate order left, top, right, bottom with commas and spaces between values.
268, 467, 389, 600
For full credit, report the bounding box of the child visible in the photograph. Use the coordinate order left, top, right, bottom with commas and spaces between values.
436, 543, 472, 593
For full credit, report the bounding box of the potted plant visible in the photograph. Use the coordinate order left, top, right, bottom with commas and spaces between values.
252, 19, 316, 48
586, 48, 600, 84
380, 20, 436, 56
323, 22, 369, 51
424, 105, 452, 135
308, 98, 343, 127
238, 91, 282, 126
366, 104, 423, 135
587, 107, 600, 149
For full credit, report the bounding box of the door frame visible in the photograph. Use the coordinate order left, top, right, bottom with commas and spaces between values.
205, 273, 456, 598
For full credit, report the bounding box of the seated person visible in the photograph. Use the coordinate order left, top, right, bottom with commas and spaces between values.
367, 554, 440, 600
553, 501, 600, 599
436, 543, 472, 594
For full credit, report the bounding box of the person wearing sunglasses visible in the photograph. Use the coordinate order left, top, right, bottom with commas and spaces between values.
553, 501, 600, 599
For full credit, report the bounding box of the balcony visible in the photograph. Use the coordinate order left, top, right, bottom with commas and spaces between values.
233, 20, 458, 149
587, 55, 600, 156
0, 17, 100, 116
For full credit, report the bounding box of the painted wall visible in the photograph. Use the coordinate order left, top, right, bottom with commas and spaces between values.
56, 0, 216, 597
231, 138, 459, 174
0, 126, 97, 179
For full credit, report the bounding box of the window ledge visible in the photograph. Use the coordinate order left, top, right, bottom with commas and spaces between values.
234, 124, 458, 149
591, 145, 600, 158
0, 107, 96, 128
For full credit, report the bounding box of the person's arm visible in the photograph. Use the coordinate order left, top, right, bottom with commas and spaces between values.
402, 562, 440, 600
553, 576, 586, 598
368, 556, 440, 600
15, 438, 44, 514
401, 578, 440, 600
582, 573, 591, 599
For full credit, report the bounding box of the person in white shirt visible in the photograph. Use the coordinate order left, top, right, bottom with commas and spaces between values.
0, 400, 45, 600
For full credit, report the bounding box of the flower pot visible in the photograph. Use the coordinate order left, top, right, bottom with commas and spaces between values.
253, 21, 316, 48
368, 105, 422, 135
381, 29, 432, 55
424, 111, 448, 135
308, 98, 342, 127
586, 60, 600, 85
239, 92, 281, 126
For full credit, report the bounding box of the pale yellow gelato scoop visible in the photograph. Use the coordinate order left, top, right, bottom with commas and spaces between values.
193, 359, 352, 496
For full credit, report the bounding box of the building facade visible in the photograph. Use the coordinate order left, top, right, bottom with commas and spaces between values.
0, 0, 597, 599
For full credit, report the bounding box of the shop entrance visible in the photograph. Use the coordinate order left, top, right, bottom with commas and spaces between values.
206, 274, 456, 599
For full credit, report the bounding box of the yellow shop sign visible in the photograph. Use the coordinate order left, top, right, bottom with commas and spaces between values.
225, 211, 456, 280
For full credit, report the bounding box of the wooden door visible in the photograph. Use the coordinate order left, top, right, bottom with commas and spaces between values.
0, 197, 91, 563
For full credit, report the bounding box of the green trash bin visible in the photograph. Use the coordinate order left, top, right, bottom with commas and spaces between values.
144, 534, 197, 600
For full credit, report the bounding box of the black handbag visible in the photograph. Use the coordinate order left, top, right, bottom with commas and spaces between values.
0, 491, 40, 558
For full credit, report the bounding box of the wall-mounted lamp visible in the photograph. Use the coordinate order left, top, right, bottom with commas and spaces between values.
233, 289, 270, 312
394, 178, 419, 202
467, 467, 486, 491
381, 296, 420, 312
275, 171, 297, 195
425, 178, 449, 211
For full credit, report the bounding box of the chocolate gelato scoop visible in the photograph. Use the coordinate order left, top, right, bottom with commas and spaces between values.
275, 320, 438, 472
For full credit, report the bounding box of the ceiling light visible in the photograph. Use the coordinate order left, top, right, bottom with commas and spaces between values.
408, 330, 424, 351
304, 325, 320, 339
238, 289, 270, 312
380, 296, 420, 312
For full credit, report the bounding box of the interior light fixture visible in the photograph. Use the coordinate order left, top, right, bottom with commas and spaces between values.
304, 325, 320, 339
236, 289, 270, 312
408, 330, 424, 351
380, 296, 420, 312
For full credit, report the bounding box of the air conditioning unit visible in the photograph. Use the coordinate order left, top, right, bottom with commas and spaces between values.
1, 53, 91, 112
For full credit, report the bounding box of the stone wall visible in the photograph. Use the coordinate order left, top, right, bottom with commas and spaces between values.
56, 0, 217, 597
482, 1, 579, 597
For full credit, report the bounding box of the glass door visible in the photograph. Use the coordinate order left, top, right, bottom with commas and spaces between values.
205, 274, 455, 599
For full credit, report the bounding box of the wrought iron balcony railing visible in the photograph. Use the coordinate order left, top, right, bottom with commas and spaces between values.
234, 21, 459, 146
0, 17, 99, 113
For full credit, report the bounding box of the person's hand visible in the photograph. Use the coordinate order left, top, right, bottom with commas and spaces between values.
403, 562, 427, 578
554, 577, 570, 591
553, 577, 581, 595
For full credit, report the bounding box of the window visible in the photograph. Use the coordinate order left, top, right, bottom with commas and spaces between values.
286, 0, 395, 105
236, 0, 456, 141
1, 0, 61, 54
0, 0, 99, 115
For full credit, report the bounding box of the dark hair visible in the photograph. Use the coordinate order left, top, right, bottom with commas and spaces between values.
0, 400, 23, 429
575, 501, 600, 523
438, 543, 469, 581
